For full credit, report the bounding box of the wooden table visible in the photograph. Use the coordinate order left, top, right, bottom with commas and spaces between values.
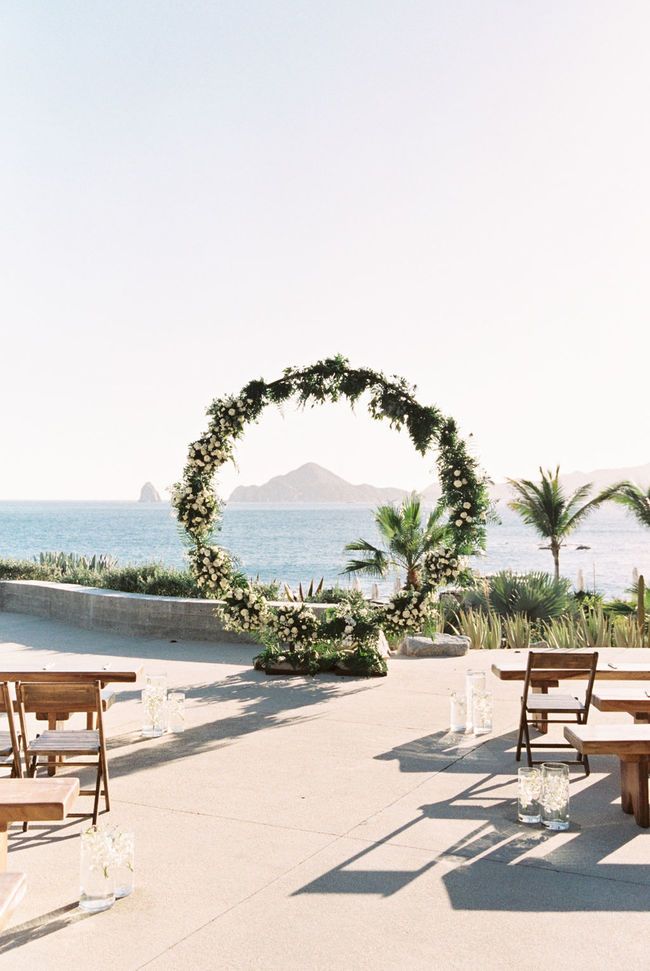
492, 660, 650, 734
592, 689, 650, 723
0, 662, 143, 686
0, 778, 80, 867
492, 660, 650, 683
564, 725, 650, 827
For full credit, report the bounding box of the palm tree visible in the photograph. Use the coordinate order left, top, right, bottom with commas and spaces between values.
342, 493, 451, 590
507, 467, 604, 580
602, 481, 650, 529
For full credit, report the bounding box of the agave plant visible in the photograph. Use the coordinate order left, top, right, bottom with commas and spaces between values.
611, 615, 645, 648
576, 606, 611, 647
453, 608, 502, 650
35, 552, 118, 573
283, 578, 324, 602
464, 571, 571, 623
503, 613, 532, 650
543, 617, 583, 649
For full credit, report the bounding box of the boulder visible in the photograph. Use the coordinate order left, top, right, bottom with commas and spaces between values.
376, 630, 390, 658
402, 633, 470, 658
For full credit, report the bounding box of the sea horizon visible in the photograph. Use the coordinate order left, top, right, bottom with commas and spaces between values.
0, 499, 647, 600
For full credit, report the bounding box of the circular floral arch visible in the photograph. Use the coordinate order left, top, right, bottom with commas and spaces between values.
173, 355, 489, 600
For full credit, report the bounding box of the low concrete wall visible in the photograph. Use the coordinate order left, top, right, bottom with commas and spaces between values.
0, 580, 332, 644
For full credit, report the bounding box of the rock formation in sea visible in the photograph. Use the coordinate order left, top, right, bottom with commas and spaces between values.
138, 482, 162, 503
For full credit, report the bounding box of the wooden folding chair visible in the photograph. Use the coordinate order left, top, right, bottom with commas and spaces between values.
0, 683, 22, 778
515, 651, 599, 774
16, 681, 109, 825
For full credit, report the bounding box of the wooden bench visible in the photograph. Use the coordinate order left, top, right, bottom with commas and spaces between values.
0, 778, 79, 931
0, 778, 80, 868
592, 690, 650, 723
564, 725, 650, 827
0, 872, 26, 932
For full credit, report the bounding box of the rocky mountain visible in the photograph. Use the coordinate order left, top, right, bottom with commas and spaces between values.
138, 481, 162, 502
229, 463, 407, 504
229, 461, 650, 505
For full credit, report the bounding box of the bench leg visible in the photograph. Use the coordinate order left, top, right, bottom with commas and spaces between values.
0, 825, 6, 872
620, 757, 649, 828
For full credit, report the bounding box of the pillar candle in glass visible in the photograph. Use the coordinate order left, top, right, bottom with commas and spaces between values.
541, 762, 570, 830
472, 689, 493, 736
465, 671, 486, 733
79, 826, 115, 913
112, 830, 135, 899
450, 692, 466, 733
142, 675, 167, 737
167, 691, 186, 733
517, 767, 542, 823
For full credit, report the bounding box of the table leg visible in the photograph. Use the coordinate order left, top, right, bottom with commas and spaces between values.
531, 685, 549, 734
620, 757, 649, 828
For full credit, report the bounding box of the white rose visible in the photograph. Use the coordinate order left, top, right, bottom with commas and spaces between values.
453, 480, 462, 488
455, 519, 463, 526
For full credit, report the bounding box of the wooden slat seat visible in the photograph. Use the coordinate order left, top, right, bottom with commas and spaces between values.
0, 733, 14, 757
0, 872, 26, 931
565, 724, 650, 828
27, 730, 100, 757
526, 694, 584, 713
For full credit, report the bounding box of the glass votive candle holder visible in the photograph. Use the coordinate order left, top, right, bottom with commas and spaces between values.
112, 830, 135, 899
517, 766, 542, 823
142, 683, 167, 738
450, 692, 467, 733
79, 826, 115, 913
541, 762, 570, 830
472, 689, 493, 736
465, 670, 486, 733
167, 691, 186, 733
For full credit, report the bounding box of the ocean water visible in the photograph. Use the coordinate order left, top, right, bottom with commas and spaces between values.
0, 501, 647, 599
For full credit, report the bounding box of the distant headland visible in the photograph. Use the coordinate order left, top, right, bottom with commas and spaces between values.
228, 461, 650, 504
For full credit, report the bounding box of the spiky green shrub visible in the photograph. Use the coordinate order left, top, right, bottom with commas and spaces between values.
544, 616, 582, 649
503, 613, 532, 650
36, 552, 118, 573
463, 571, 572, 622
454, 608, 502, 649
612, 616, 644, 648
0, 559, 56, 581
577, 606, 611, 647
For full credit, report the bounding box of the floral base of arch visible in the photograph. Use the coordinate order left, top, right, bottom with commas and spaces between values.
173, 356, 490, 673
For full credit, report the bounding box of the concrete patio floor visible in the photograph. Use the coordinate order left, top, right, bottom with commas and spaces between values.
1, 610, 649, 970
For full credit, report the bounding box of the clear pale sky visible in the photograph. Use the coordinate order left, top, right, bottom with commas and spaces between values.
1, 1, 648, 500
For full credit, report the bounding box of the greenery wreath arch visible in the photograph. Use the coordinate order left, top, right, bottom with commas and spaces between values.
172, 356, 489, 673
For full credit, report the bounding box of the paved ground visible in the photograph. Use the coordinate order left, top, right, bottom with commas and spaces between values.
1, 611, 649, 970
